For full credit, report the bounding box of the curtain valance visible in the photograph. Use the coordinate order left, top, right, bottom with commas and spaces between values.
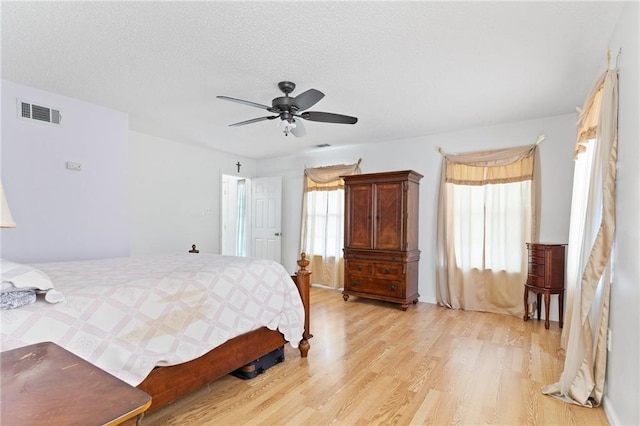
443, 144, 536, 185
304, 161, 361, 191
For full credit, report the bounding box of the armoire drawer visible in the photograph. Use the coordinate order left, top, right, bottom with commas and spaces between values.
372, 262, 403, 279
345, 277, 403, 298
346, 261, 372, 276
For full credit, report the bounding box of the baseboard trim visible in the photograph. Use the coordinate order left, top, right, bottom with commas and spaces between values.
602, 395, 620, 426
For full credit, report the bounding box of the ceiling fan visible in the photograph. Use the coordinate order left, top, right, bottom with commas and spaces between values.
217, 81, 358, 137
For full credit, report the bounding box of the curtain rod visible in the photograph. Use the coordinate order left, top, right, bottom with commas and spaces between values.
607, 48, 622, 69
438, 133, 545, 157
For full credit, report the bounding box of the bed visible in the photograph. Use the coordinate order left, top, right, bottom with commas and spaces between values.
0, 251, 311, 413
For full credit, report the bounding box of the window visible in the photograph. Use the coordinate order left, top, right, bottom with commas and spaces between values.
303, 189, 344, 258
437, 143, 538, 317
300, 161, 360, 288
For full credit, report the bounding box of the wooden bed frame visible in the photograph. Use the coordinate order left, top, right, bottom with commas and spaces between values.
137, 252, 312, 412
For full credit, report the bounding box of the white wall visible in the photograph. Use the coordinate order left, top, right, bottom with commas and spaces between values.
129, 131, 256, 255
0, 80, 129, 262
603, 2, 640, 424
258, 113, 577, 310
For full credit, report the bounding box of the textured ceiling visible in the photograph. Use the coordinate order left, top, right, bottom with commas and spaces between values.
1, 2, 625, 159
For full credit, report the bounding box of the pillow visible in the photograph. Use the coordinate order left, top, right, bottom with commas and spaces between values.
0, 259, 65, 304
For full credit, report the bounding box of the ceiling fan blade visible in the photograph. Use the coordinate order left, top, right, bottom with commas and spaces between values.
217, 96, 278, 113
292, 89, 324, 111
229, 116, 278, 127
299, 111, 358, 124
290, 118, 306, 137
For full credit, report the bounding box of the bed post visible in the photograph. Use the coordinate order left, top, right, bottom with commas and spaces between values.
295, 253, 311, 357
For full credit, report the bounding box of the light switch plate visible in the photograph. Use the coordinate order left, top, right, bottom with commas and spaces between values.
66, 162, 82, 171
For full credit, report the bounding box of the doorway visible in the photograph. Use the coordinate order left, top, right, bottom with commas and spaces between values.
221, 174, 250, 256
220, 175, 283, 261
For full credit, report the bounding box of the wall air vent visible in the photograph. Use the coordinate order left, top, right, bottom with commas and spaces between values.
17, 99, 62, 126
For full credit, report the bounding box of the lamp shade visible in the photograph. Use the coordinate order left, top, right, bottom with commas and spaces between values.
0, 181, 16, 228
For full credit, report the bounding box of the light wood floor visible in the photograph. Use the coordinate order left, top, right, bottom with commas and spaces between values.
144, 286, 609, 425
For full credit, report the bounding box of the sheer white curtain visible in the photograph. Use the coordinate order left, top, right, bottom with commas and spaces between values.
542, 69, 618, 407
561, 140, 597, 348
235, 179, 248, 256
454, 181, 532, 273
436, 143, 540, 317
303, 189, 345, 287
300, 162, 360, 288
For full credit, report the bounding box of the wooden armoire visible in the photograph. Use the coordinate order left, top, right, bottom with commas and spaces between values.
342, 170, 422, 310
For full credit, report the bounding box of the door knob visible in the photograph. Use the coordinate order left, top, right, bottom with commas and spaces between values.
274, 232, 282, 236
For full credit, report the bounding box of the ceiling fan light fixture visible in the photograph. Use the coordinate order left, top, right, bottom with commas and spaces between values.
278, 118, 296, 128
278, 118, 296, 136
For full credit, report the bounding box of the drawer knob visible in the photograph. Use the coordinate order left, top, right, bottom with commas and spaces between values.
357, 266, 363, 271
383, 268, 391, 274
390, 285, 397, 291
351, 281, 359, 287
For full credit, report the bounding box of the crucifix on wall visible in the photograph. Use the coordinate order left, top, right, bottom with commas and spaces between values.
236, 162, 242, 173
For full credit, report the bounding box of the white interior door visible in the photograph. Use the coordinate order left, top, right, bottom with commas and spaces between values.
251, 176, 282, 262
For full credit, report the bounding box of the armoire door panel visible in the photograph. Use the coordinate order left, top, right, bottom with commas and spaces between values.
346, 184, 373, 249
374, 182, 404, 250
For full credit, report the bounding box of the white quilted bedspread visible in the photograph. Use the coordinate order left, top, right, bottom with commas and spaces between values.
0, 254, 305, 386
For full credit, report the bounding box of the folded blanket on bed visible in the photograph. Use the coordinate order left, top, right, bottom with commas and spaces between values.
0, 289, 36, 310
0, 259, 65, 305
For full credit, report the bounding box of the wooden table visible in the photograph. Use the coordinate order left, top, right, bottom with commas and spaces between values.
1, 341, 151, 425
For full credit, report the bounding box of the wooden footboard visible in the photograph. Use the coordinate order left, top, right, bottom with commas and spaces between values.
138, 253, 311, 413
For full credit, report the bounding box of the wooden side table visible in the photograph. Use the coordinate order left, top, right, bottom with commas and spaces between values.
522, 243, 567, 330
1, 341, 151, 425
